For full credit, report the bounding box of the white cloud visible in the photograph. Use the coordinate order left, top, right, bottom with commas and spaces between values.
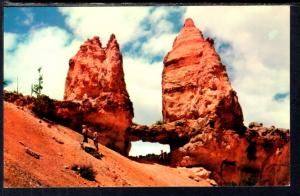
139, 6, 183, 58
184, 6, 290, 128
149, 7, 169, 22
129, 141, 170, 156
142, 33, 176, 57
123, 57, 163, 124
4, 32, 19, 51
4, 27, 82, 100
59, 7, 151, 46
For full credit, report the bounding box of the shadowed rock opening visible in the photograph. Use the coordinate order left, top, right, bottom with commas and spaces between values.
129, 141, 170, 156
128, 121, 191, 152
129, 140, 171, 164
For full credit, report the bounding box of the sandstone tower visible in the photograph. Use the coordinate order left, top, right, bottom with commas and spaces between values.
64, 35, 133, 155
162, 18, 244, 130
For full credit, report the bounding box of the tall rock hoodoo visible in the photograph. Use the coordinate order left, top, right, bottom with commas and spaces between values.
162, 18, 243, 130
64, 35, 133, 155
154, 18, 288, 185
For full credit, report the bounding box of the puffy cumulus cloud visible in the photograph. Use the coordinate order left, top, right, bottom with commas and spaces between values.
123, 57, 163, 125
147, 6, 183, 33
4, 32, 18, 51
129, 141, 170, 156
184, 6, 290, 128
141, 33, 177, 58
59, 7, 151, 46
139, 7, 184, 59
4, 27, 82, 100
121, 7, 185, 125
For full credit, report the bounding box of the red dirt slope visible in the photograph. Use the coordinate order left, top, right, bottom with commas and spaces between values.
4, 102, 212, 187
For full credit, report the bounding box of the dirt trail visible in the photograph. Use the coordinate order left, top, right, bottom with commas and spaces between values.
4, 102, 212, 187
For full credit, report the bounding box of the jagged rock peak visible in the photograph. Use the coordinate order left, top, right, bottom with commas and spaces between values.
84, 36, 102, 48
171, 18, 204, 50
183, 18, 196, 28
80, 34, 120, 50
107, 33, 119, 49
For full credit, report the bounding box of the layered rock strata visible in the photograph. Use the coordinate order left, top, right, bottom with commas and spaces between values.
162, 18, 243, 131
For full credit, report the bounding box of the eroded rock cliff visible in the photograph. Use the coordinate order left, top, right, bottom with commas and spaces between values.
129, 18, 290, 186
129, 120, 290, 185
162, 18, 243, 131
64, 35, 133, 155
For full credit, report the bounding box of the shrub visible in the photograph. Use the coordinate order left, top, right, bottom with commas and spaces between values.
155, 120, 163, 125
32, 94, 55, 119
4, 90, 22, 102
71, 164, 97, 181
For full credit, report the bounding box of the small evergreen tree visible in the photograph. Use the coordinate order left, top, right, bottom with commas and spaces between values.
31, 67, 54, 119
31, 67, 43, 97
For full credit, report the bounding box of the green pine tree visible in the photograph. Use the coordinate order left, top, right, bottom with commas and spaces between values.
31, 67, 43, 97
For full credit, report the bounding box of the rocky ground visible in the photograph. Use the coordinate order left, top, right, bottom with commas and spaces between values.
4, 101, 214, 187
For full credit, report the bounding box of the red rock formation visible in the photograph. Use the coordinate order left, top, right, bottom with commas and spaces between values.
170, 122, 290, 185
128, 119, 290, 185
162, 18, 243, 130
64, 35, 133, 155
128, 18, 290, 186
4, 91, 289, 185
3, 17, 289, 186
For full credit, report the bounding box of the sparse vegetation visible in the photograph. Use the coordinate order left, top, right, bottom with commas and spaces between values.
30, 67, 55, 119
31, 67, 43, 98
155, 119, 163, 125
71, 163, 97, 181
32, 94, 55, 119
4, 90, 23, 102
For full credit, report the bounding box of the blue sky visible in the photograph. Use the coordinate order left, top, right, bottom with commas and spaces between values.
4, 7, 71, 34
4, 6, 290, 156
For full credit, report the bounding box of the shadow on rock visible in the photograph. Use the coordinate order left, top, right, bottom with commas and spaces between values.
82, 146, 103, 160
